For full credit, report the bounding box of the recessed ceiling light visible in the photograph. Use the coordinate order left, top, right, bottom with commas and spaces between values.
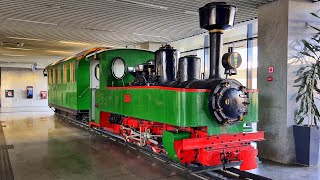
5, 47, 34, 51
59, 41, 91, 46
7, 18, 58, 25
2, 54, 26, 57
7, 37, 45, 41
47, 50, 73, 54
185, 11, 198, 15
80, 27, 117, 32
117, 0, 168, 10
132, 33, 166, 38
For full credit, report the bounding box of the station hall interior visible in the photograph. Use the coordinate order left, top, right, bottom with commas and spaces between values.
0, 0, 320, 180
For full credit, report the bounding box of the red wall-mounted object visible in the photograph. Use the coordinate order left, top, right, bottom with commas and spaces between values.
267, 76, 274, 82
40, 91, 47, 99
268, 66, 274, 73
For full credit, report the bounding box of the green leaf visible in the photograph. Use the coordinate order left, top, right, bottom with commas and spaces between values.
294, 76, 304, 83
293, 85, 303, 88
310, 25, 320, 33
314, 105, 320, 117
296, 91, 306, 102
296, 116, 305, 125
302, 40, 318, 58
315, 120, 319, 129
312, 36, 320, 43
298, 82, 306, 91
314, 84, 320, 94
300, 99, 305, 113
311, 13, 320, 19
297, 66, 310, 75
298, 87, 305, 94
300, 51, 316, 60
317, 117, 320, 129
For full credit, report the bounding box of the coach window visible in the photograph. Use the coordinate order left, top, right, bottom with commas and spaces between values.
70, 61, 75, 83
63, 64, 67, 84
53, 68, 56, 84
48, 69, 52, 84
58, 66, 61, 84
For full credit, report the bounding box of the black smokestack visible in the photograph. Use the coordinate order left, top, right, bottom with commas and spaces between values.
199, 2, 237, 79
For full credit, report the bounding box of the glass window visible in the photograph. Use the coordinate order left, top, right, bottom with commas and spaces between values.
58, 66, 61, 84
70, 62, 75, 83
53, 68, 56, 84
252, 40, 258, 89
229, 41, 248, 86
63, 64, 67, 84
95, 64, 100, 80
48, 69, 52, 84
111, 58, 126, 79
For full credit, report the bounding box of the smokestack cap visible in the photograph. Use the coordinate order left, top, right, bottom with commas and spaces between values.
199, 2, 237, 31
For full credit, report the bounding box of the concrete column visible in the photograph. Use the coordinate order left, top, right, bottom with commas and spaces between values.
257, 0, 320, 164
139, 42, 163, 51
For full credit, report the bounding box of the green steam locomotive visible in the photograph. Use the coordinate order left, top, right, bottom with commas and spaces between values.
46, 2, 264, 171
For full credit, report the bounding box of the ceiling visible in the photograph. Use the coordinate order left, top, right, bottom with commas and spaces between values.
0, 0, 275, 68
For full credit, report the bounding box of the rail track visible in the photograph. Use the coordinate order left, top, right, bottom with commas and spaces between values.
55, 113, 272, 180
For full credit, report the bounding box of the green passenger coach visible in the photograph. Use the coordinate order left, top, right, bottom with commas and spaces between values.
46, 47, 107, 120
46, 47, 154, 121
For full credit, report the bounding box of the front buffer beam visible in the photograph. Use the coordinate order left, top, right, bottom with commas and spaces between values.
163, 131, 264, 171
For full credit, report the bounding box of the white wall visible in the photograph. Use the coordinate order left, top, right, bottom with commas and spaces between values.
0, 67, 48, 108
169, 20, 257, 53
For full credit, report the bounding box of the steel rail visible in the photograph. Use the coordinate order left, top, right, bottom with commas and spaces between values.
55, 113, 273, 180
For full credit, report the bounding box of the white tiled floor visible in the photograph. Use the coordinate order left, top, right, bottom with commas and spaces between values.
0, 107, 53, 113
0, 107, 319, 180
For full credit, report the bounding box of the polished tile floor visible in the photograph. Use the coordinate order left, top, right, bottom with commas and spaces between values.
0, 107, 320, 180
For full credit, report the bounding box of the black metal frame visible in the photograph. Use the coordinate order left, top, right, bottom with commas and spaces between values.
49, 103, 89, 115
246, 23, 254, 89
0, 121, 14, 180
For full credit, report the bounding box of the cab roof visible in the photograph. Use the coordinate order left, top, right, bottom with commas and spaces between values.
46, 47, 110, 68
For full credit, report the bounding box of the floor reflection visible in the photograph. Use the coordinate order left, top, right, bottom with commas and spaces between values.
1, 110, 192, 180
1, 108, 319, 180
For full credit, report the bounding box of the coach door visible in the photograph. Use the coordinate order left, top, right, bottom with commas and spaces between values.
90, 60, 100, 121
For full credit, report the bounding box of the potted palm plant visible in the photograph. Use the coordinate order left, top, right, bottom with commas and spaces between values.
293, 13, 320, 166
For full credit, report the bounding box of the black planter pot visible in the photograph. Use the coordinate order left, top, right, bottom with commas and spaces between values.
293, 125, 320, 166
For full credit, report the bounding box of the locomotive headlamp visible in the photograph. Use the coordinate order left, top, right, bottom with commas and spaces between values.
222, 52, 242, 70
111, 57, 126, 79
222, 52, 242, 76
